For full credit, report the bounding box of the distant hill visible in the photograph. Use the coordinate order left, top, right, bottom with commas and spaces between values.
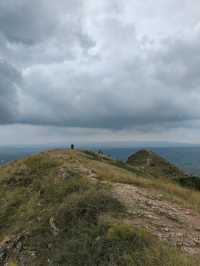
127, 149, 200, 192
0, 149, 200, 265
127, 149, 187, 179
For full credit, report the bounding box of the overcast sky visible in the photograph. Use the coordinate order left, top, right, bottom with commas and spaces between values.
0, 0, 200, 145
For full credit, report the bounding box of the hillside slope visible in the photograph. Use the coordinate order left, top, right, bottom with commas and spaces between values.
127, 149, 200, 191
127, 149, 186, 179
0, 149, 200, 266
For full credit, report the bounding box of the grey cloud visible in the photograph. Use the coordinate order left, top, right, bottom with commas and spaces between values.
0, 0, 200, 135
0, 60, 20, 123
154, 34, 200, 90
18, 35, 200, 130
0, 0, 95, 67
0, 0, 58, 45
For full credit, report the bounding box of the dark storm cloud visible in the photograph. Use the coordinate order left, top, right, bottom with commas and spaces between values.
0, 60, 20, 123
0, 0, 87, 45
0, 0, 56, 44
0, 0, 95, 67
0, 0, 200, 134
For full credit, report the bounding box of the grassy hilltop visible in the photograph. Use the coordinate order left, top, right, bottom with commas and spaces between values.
0, 149, 200, 266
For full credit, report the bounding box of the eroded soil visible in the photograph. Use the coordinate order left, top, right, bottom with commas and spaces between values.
112, 182, 200, 255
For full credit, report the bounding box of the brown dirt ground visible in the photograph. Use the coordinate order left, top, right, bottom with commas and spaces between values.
111, 182, 200, 255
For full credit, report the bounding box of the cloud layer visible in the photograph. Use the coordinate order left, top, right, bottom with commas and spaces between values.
0, 0, 200, 135
0, 60, 21, 123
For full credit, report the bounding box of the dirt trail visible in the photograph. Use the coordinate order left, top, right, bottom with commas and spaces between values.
48, 151, 200, 256
111, 182, 200, 255
73, 161, 200, 256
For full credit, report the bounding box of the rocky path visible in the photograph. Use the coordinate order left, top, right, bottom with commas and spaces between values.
74, 161, 200, 256
48, 151, 200, 256
111, 182, 200, 255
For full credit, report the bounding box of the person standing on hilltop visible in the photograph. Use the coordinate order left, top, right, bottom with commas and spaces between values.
70, 144, 75, 150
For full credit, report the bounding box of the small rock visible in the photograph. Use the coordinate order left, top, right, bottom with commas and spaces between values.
16, 241, 23, 253
48, 243, 53, 249
49, 217, 59, 236
0, 247, 7, 262
163, 227, 170, 232
176, 232, 183, 237
146, 214, 153, 219
31, 251, 36, 257
194, 238, 200, 245
185, 210, 192, 215
184, 240, 195, 248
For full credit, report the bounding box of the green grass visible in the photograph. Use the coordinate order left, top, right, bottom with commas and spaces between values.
127, 149, 186, 180
89, 159, 200, 213
0, 150, 199, 265
176, 176, 200, 191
